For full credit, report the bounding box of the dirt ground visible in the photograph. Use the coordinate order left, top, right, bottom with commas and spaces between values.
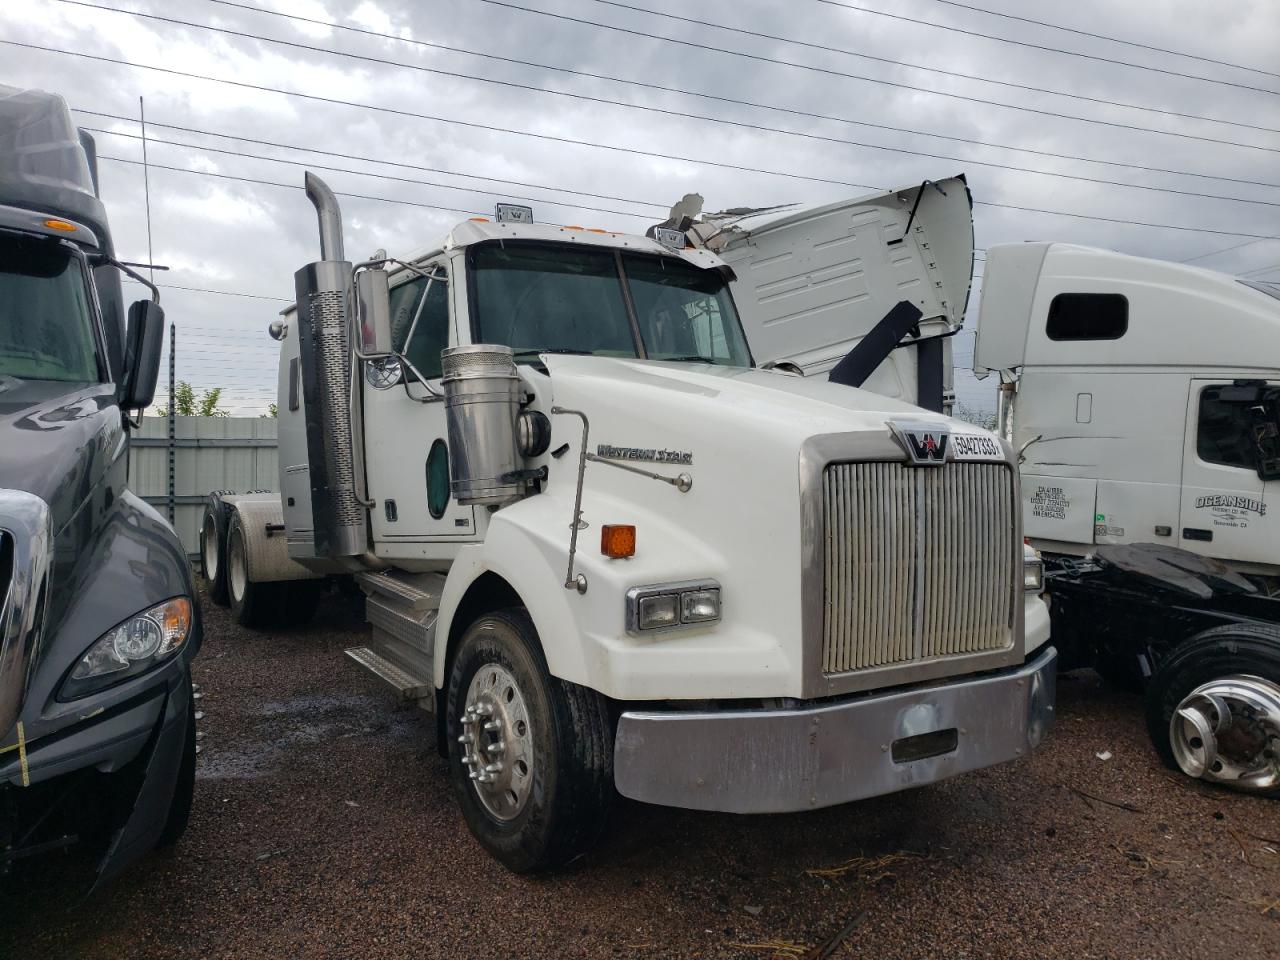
4, 586, 1279, 959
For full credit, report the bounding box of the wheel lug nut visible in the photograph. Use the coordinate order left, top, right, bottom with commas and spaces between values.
483, 720, 500, 732
486, 742, 504, 755
484, 762, 503, 774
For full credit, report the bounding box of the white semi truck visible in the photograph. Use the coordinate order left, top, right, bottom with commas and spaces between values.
715, 182, 1280, 797
201, 173, 1054, 871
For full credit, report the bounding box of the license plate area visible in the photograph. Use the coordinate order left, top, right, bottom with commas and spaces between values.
891, 727, 959, 763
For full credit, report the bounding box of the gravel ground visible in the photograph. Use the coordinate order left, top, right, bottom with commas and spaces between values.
4, 585, 1280, 959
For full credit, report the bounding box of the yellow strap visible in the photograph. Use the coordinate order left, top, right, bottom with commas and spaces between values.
0, 722, 30, 786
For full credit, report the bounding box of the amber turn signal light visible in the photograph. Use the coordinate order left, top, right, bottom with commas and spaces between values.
600, 524, 636, 559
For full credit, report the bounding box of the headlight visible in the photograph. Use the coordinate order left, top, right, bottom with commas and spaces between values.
60, 597, 192, 699
1024, 556, 1045, 593
626, 580, 721, 635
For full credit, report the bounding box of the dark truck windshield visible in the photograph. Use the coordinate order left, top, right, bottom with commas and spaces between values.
0, 233, 100, 382
470, 242, 752, 367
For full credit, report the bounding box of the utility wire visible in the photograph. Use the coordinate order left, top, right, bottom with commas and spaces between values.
573, 0, 1276, 133
814, 0, 1280, 96
13, 40, 1277, 239
58, 0, 1280, 157
40, 6, 1280, 207
76, 111, 666, 211
1179, 238, 1277, 263
83, 111, 1280, 214
100, 154, 495, 219
122, 277, 289, 301
476, 0, 1280, 152
87, 128, 660, 220
94, 152, 1280, 241
187, 0, 1280, 189
908, 0, 1280, 81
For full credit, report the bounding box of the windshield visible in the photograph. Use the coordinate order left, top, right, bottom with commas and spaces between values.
470, 241, 752, 367
0, 232, 100, 382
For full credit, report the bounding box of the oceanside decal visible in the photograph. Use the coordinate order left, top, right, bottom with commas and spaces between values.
1195, 493, 1267, 530
1194, 494, 1266, 516
596, 444, 693, 465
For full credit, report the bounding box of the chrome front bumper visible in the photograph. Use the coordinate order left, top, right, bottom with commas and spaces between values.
613, 645, 1056, 813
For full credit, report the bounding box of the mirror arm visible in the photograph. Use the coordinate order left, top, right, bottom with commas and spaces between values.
102, 256, 162, 305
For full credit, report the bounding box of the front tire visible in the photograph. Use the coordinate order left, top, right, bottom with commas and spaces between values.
1145, 624, 1280, 796
445, 608, 613, 872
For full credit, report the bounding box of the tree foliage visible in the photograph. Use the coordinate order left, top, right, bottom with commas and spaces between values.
154, 381, 228, 417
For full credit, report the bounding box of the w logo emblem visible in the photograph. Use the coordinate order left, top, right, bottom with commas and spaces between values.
889, 422, 951, 465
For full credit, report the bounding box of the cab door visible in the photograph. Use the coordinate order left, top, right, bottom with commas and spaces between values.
362, 260, 477, 553
1179, 378, 1278, 565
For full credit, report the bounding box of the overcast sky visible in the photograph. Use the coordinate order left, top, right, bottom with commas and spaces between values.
3, 0, 1278, 414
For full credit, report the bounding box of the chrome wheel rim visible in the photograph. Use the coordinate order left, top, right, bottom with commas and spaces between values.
202, 514, 219, 582
1171, 674, 1280, 793
458, 663, 534, 821
228, 528, 247, 602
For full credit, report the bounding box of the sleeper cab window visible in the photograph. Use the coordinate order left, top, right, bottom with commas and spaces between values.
1045, 293, 1128, 341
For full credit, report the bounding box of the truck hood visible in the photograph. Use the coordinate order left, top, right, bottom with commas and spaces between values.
542, 355, 966, 440
0, 378, 124, 533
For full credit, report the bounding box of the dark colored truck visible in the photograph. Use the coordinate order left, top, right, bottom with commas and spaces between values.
0, 85, 200, 886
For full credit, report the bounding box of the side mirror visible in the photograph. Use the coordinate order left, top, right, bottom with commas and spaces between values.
356, 266, 393, 357
120, 300, 166, 410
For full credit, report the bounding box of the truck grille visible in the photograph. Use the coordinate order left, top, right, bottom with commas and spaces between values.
821, 461, 1015, 675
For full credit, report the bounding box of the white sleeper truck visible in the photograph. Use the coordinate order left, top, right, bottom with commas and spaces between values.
203, 173, 1055, 870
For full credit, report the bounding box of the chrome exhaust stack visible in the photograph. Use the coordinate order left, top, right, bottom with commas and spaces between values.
292, 173, 367, 558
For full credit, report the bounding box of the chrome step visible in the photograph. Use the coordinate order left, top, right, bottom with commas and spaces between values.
345, 646, 432, 701
355, 571, 444, 612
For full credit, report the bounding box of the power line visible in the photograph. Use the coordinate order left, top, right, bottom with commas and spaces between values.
1240, 261, 1280, 277
39, 8, 1280, 208
96, 152, 1280, 241
186, 0, 1280, 189
1179, 238, 1278, 264
86, 128, 659, 221
475, 0, 1280, 152
100, 154, 496, 219
58, 0, 1280, 158
913, 0, 1280, 81
122, 277, 289, 301
814, 0, 1280, 97
83, 110, 1280, 214
77, 111, 665, 213
12, 40, 1277, 239
573, 0, 1276, 133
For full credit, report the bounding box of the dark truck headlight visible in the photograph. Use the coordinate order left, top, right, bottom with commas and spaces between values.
626, 580, 721, 635
60, 597, 193, 699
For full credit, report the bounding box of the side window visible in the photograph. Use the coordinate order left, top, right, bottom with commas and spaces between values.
388, 269, 449, 381
1197, 386, 1255, 470
1046, 293, 1127, 341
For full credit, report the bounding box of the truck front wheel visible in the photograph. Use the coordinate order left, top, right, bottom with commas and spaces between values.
1145, 625, 1280, 797
445, 608, 614, 872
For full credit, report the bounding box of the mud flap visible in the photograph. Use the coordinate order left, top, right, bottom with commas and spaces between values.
91, 676, 191, 892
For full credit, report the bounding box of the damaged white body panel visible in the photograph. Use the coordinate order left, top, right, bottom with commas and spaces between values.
691, 177, 974, 411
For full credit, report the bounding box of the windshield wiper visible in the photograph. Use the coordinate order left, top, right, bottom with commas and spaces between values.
511, 348, 594, 358
659, 355, 716, 363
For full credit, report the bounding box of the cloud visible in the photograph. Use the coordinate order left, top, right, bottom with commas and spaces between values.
3, 0, 1277, 413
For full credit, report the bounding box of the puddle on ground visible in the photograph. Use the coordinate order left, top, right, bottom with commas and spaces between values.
197, 691, 429, 781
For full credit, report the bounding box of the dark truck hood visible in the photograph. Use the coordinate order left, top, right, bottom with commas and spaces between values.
0, 377, 124, 533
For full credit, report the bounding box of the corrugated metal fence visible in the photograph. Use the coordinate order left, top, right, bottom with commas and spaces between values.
130, 416, 279, 557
